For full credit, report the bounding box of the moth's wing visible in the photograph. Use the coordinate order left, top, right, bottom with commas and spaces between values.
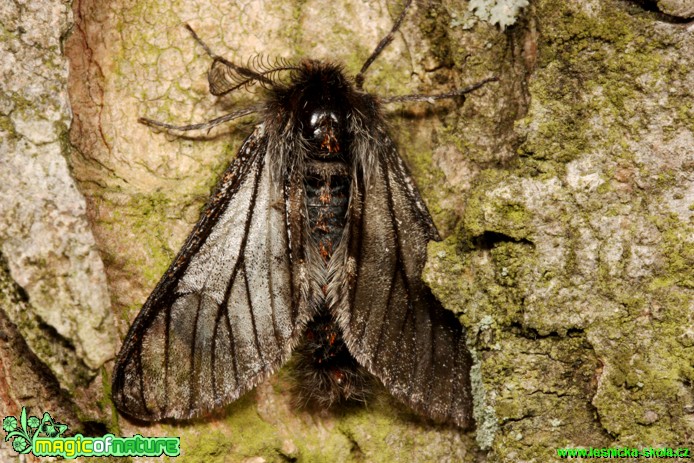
340, 137, 474, 428
112, 127, 301, 421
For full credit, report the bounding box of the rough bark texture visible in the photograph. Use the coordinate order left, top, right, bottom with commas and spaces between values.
1, 0, 692, 461
0, 1, 115, 460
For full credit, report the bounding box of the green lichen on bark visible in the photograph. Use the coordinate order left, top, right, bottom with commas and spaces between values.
175, 395, 280, 462
168, 383, 478, 462
424, 0, 693, 460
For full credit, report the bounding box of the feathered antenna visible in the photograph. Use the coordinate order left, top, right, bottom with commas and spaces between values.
185, 24, 299, 96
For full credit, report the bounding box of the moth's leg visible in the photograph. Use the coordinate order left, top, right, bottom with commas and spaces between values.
138, 106, 260, 133
379, 77, 499, 104
355, 0, 413, 89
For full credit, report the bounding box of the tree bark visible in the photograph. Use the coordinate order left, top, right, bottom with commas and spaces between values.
1, 0, 692, 461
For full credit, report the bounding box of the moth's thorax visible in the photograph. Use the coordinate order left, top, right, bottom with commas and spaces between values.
276, 61, 364, 160
303, 109, 343, 158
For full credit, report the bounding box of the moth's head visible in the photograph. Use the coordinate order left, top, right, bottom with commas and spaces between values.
283, 60, 357, 159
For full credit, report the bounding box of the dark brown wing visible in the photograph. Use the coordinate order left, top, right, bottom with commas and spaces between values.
112, 127, 304, 421
339, 137, 474, 428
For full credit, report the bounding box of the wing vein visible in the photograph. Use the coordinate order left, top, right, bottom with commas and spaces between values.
243, 258, 265, 363
348, 181, 367, 331
187, 293, 205, 413
163, 303, 172, 415
211, 306, 220, 401
265, 210, 282, 349
216, 151, 265, 386
382, 155, 418, 393
216, 152, 264, 389
371, 253, 397, 365
223, 306, 240, 386
136, 340, 152, 416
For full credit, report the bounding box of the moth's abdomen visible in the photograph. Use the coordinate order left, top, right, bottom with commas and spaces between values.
293, 161, 371, 406
304, 164, 350, 262
293, 314, 370, 407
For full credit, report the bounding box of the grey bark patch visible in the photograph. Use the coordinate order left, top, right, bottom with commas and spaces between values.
0, 0, 115, 392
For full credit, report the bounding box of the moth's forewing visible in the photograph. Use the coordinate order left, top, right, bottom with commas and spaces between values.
112, 129, 301, 421
338, 136, 474, 429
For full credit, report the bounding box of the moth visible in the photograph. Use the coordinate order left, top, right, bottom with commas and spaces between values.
112, 0, 496, 429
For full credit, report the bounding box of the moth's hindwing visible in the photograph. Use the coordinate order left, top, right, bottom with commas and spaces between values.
339, 136, 474, 429
112, 128, 301, 421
